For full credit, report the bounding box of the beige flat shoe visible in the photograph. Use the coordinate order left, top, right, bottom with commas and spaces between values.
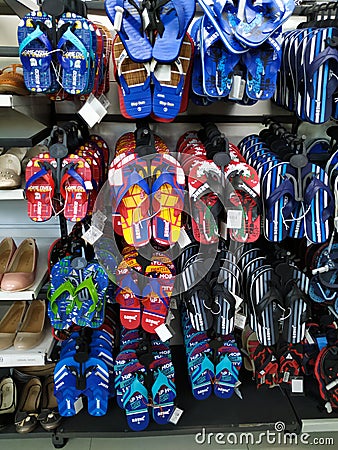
0, 237, 16, 283
0, 153, 22, 189
14, 300, 45, 350
1, 238, 38, 292
0, 301, 26, 350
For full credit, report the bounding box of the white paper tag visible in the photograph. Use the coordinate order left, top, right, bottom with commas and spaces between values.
170, 297, 178, 310
232, 292, 244, 311
98, 93, 110, 109
74, 396, 84, 414
227, 210, 243, 229
165, 310, 175, 325
155, 323, 173, 342
84, 180, 93, 190
228, 75, 242, 100
291, 377, 304, 394
177, 228, 192, 248
234, 313, 246, 330
82, 225, 103, 245
283, 371, 290, 383
113, 6, 124, 31
92, 210, 107, 231
155, 64, 171, 82
111, 167, 123, 186
168, 407, 184, 425
305, 329, 315, 345
78, 94, 108, 128
235, 387, 243, 400
142, 8, 150, 29
238, 79, 246, 100
220, 221, 227, 239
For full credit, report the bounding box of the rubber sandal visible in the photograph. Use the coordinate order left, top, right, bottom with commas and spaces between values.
252, 344, 279, 388
188, 345, 214, 400
17, 11, 55, 92
197, 0, 248, 54
151, 370, 176, 424
242, 32, 282, 100
214, 347, 241, 399
200, 15, 240, 98
151, 154, 185, 246
141, 276, 170, 334
234, 0, 295, 48
60, 156, 92, 222
122, 376, 149, 431
25, 155, 56, 222
152, 33, 194, 121
113, 35, 152, 119
105, 0, 152, 63
152, 0, 195, 63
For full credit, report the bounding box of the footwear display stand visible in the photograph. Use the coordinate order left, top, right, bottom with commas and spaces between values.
1, 0, 338, 448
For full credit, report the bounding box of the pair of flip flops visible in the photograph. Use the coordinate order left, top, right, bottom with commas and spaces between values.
115, 249, 175, 333
277, 26, 338, 124
55, 329, 113, 416
18, 11, 106, 96
238, 134, 334, 243
178, 128, 261, 244
238, 244, 310, 347
182, 310, 242, 399
190, 14, 282, 104
106, 0, 195, 63
48, 255, 109, 329
112, 33, 194, 120
109, 148, 185, 247
180, 243, 240, 335
115, 329, 176, 430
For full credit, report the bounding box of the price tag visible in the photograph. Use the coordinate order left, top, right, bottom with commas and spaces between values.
170, 297, 178, 310
227, 210, 242, 229
113, 6, 124, 31
155, 323, 173, 342
291, 377, 304, 394
220, 221, 227, 239
155, 64, 171, 82
78, 94, 108, 128
74, 396, 84, 414
82, 225, 103, 245
142, 8, 150, 29
232, 292, 244, 311
228, 75, 243, 100
234, 313, 246, 330
283, 371, 290, 383
177, 228, 192, 248
92, 211, 107, 232
305, 329, 315, 345
168, 407, 184, 425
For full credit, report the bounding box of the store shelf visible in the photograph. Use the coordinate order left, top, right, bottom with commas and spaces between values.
0, 239, 48, 301
0, 325, 54, 367
0, 94, 51, 146
0, 185, 25, 200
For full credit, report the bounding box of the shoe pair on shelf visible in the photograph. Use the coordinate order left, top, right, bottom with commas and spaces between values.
0, 299, 46, 350
0, 145, 47, 190
0, 237, 38, 292
0, 64, 29, 96
0, 366, 61, 433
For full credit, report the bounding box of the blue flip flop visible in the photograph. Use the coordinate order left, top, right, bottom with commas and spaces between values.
151, 369, 176, 424
57, 13, 94, 95
200, 16, 240, 98
122, 376, 149, 431
152, 0, 196, 63
242, 33, 282, 100
197, 0, 248, 54
18, 11, 54, 92
105, 0, 152, 62
235, 0, 295, 47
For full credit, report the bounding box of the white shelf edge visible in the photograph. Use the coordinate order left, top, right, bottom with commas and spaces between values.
0, 188, 25, 200
0, 325, 54, 367
302, 418, 338, 433
0, 239, 49, 301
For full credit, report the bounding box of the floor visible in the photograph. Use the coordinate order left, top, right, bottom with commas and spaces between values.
0, 431, 337, 450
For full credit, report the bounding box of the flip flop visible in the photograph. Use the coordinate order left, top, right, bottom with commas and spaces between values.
105, 0, 152, 62
197, 0, 248, 54
200, 15, 240, 98
151, 154, 185, 246
234, 0, 295, 47
60, 156, 92, 222
18, 11, 54, 92
151, 370, 176, 424
152, 0, 195, 63
122, 376, 149, 431
116, 260, 142, 329
152, 33, 194, 121
141, 276, 170, 334
57, 13, 95, 95
302, 163, 333, 244
242, 33, 282, 100
113, 35, 152, 119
